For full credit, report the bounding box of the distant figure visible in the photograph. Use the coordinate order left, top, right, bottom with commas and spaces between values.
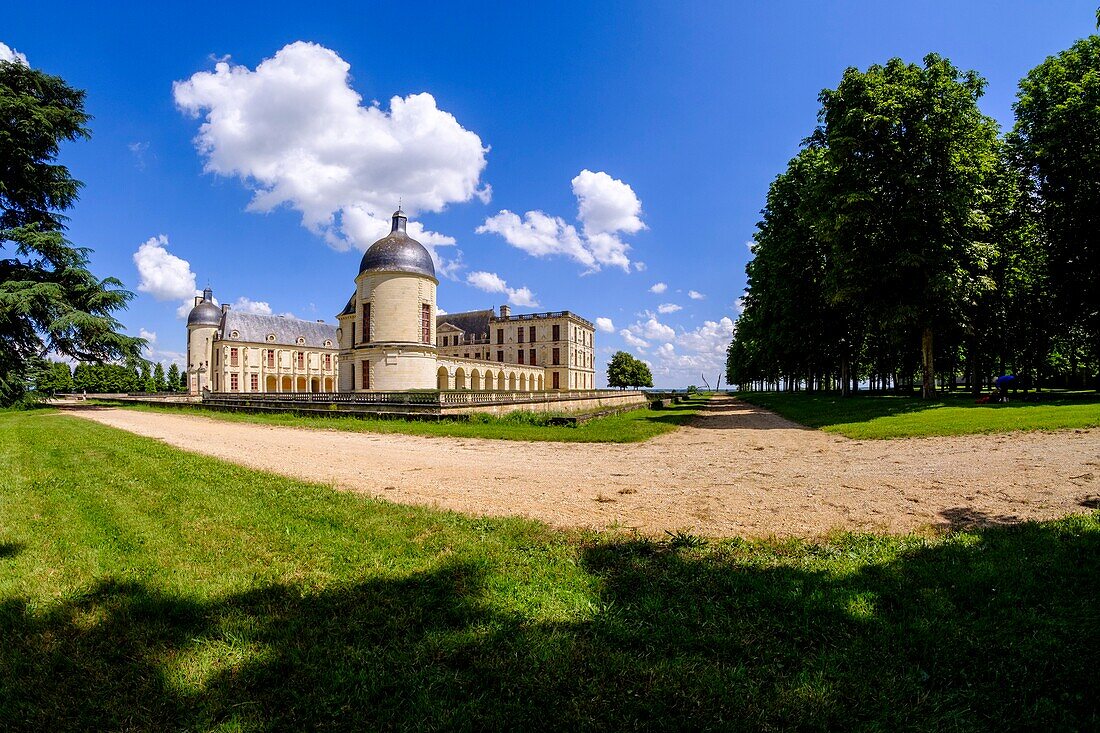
995, 374, 1016, 403
81, 389, 86, 401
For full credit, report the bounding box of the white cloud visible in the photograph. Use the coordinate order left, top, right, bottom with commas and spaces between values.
139, 328, 157, 343
619, 329, 649, 350
134, 235, 197, 301
634, 261, 647, 272
476, 210, 593, 268
173, 41, 488, 268
640, 317, 675, 341
478, 169, 644, 273
0, 42, 28, 65
465, 270, 539, 307
688, 290, 705, 300
649, 282, 667, 294
231, 297, 273, 315
656, 342, 676, 358
657, 303, 682, 314
595, 317, 615, 333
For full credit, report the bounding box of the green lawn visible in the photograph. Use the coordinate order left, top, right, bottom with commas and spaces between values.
90, 395, 705, 443
2, 410, 1097, 730
739, 391, 1100, 439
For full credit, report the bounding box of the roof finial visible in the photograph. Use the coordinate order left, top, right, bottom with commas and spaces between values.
391, 203, 408, 233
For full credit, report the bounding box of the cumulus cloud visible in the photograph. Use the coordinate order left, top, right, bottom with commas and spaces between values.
465, 270, 539, 308
173, 41, 488, 272
134, 235, 197, 301
139, 328, 157, 343
619, 329, 649, 350
595, 317, 615, 333
231, 297, 273, 315
657, 303, 682, 314
0, 42, 28, 65
478, 169, 645, 273
688, 290, 705, 300
649, 282, 667, 294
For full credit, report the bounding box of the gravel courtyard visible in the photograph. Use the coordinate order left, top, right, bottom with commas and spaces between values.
66, 396, 1100, 537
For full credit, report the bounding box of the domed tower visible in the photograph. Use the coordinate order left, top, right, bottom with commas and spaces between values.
186, 287, 222, 394
338, 209, 438, 391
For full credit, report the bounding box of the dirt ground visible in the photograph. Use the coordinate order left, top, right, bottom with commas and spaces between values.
63, 396, 1100, 538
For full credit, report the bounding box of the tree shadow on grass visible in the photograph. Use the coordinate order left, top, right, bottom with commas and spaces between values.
2, 521, 1097, 731
0, 542, 24, 559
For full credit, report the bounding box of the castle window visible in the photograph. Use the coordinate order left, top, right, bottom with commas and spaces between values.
497, 328, 503, 345
297, 337, 305, 345
518, 350, 525, 365
517, 328, 524, 344
443, 336, 449, 346
553, 348, 560, 365
266, 350, 275, 368
250, 374, 258, 391
529, 349, 536, 366
497, 350, 504, 362
267, 334, 275, 342
230, 347, 239, 367
421, 304, 431, 344
552, 324, 560, 341
325, 354, 331, 370
230, 373, 239, 392
230, 330, 239, 339
324, 340, 332, 348
296, 352, 304, 369
529, 326, 536, 343
362, 303, 371, 342
361, 360, 370, 389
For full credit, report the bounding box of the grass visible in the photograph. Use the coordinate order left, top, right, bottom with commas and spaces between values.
88, 394, 707, 443
2, 409, 1098, 730
739, 390, 1100, 439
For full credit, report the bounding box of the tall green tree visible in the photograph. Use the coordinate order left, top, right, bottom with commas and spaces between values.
153, 362, 167, 392
167, 363, 181, 392
1011, 33, 1100, 387
0, 57, 142, 405
815, 54, 1000, 398
607, 351, 652, 389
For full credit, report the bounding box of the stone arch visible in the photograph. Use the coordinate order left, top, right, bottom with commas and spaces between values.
519, 373, 527, 391
296, 376, 307, 392
281, 376, 292, 392
454, 367, 467, 390
483, 370, 495, 392
471, 369, 481, 391
437, 366, 450, 390
537, 374, 544, 391
310, 377, 320, 393
266, 375, 277, 392
508, 372, 517, 391
324, 377, 333, 391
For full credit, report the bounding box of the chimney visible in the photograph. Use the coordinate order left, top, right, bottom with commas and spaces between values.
194, 295, 202, 307
500, 304, 511, 318
221, 303, 230, 313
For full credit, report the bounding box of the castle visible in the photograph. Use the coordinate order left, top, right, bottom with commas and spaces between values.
186, 209, 595, 394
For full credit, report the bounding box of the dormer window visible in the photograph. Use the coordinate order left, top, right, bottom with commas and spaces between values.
266, 334, 276, 342
296, 337, 305, 345
230, 330, 239, 339
324, 340, 332, 347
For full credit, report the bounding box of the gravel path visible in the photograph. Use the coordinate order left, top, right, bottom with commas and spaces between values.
64, 397, 1100, 537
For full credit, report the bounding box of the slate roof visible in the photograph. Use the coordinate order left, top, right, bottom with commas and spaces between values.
221, 310, 338, 348
436, 309, 493, 339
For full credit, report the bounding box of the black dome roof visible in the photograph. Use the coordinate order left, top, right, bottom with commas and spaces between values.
187, 288, 222, 328
358, 210, 436, 280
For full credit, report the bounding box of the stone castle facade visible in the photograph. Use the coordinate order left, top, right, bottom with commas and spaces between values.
187, 210, 594, 394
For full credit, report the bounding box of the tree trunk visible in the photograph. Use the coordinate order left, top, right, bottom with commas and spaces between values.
921, 326, 935, 400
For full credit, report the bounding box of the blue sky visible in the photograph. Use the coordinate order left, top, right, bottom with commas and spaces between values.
4, 1, 1097, 386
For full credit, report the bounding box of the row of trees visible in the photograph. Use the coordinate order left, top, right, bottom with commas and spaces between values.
727, 23, 1100, 397
607, 351, 654, 389
28, 359, 188, 396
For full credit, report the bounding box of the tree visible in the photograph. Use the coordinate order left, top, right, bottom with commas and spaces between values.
816, 54, 1000, 398
138, 361, 152, 393
627, 358, 654, 388
0, 57, 142, 405
1011, 33, 1100, 388
153, 362, 167, 392
167, 363, 181, 392
607, 351, 652, 389
27, 358, 72, 396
